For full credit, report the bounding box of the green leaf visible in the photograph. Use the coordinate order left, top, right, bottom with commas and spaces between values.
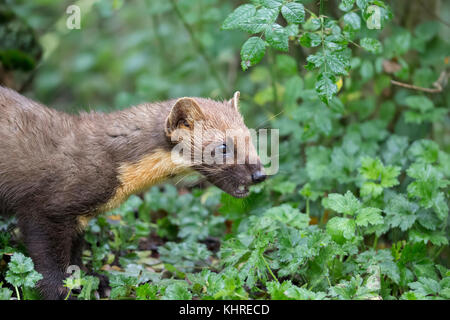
262, 204, 310, 229
162, 283, 192, 300
276, 55, 297, 76
261, 0, 283, 9
360, 60, 374, 80
433, 192, 449, 221
307, 50, 350, 75
408, 277, 441, 297
0, 287, 13, 300
343, 12, 361, 30
326, 217, 356, 244
406, 163, 448, 208
271, 180, 297, 195
299, 32, 322, 48
222, 4, 257, 30
315, 72, 338, 104
359, 157, 400, 191
265, 24, 289, 52
385, 194, 418, 231
408, 140, 440, 164
240, 37, 267, 70
326, 51, 350, 75
356, 0, 371, 10
239, 8, 279, 34
281, 2, 305, 24
78, 276, 100, 300
326, 191, 361, 216
415, 21, 440, 42
339, 0, 356, 12
404, 96, 434, 113
5, 253, 43, 288
361, 38, 382, 54
409, 229, 448, 246
356, 207, 383, 227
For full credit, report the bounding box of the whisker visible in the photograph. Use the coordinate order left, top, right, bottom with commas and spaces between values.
255, 110, 285, 130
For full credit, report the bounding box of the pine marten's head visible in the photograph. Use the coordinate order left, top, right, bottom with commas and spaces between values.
165, 91, 266, 198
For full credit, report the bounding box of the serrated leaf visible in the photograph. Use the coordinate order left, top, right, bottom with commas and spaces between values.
361, 38, 382, 54
408, 140, 440, 164
343, 12, 361, 30
326, 217, 356, 244
240, 37, 267, 70
299, 32, 322, 48
162, 283, 192, 300
325, 50, 350, 75
222, 4, 257, 30
433, 192, 449, 221
385, 194, 418, 231
5, 253, 43, 288
356, 207, 383, 227
408, 277, 441, 297
261, 0, 283, 9
409, 229, 448, 246
281, 2, 305, 24
356, 0, 371, 10
406, 163, 448, 208
359, 157, 400, 191
265, 24, 289, 51
326, 191, 361, 216
339, 0, 356, 12
239, 8, 279, 34
316, 72, 338, 104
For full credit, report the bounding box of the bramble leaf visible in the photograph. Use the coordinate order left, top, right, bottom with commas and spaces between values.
240, 37, 267, 71
361, 38, 382, 54
281, 2, 305, 24
222, 4, 257, 30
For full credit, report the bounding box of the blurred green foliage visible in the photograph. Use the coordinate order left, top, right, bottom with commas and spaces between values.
0, 0, 449, 300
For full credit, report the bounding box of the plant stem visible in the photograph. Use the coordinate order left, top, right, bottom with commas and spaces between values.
320, 210, 326, 226
65, 289, 72, 300
326, 274, 332, 287
14, 286, 20, 300
373, 234, 379, 251
169, 0, 229, 97
433, 246, 445, 261
306, 198, 310, 217
261, 253, 279, 283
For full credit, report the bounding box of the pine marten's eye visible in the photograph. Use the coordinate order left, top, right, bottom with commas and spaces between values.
178, 119, 190, 128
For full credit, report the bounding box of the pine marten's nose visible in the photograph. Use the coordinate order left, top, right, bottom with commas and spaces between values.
251, 170, 266, 184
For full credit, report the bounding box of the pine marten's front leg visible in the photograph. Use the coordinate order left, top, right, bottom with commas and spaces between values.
70, 232, 110, 297
17, 213, 78, 300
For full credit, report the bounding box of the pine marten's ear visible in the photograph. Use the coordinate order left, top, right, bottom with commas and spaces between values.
229, 91, 240, 111
165, 97, 204, 136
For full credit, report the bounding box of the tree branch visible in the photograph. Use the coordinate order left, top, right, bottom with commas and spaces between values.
391, 71, 448, 94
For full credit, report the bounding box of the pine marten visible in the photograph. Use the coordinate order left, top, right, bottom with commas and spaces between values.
0, 86, 266, 299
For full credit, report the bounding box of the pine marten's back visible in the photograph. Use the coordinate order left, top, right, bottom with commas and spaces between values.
0, 87, 82, 212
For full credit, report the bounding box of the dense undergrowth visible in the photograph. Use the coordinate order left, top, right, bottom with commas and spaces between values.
0, 0, 449, 300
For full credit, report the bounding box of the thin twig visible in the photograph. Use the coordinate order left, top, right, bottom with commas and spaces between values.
391, 71, 447, 94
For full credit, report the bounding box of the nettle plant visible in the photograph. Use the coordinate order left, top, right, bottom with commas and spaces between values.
223, 0, 391, 103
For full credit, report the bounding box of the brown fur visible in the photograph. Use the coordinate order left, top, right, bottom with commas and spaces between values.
0, 86, 265, 299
